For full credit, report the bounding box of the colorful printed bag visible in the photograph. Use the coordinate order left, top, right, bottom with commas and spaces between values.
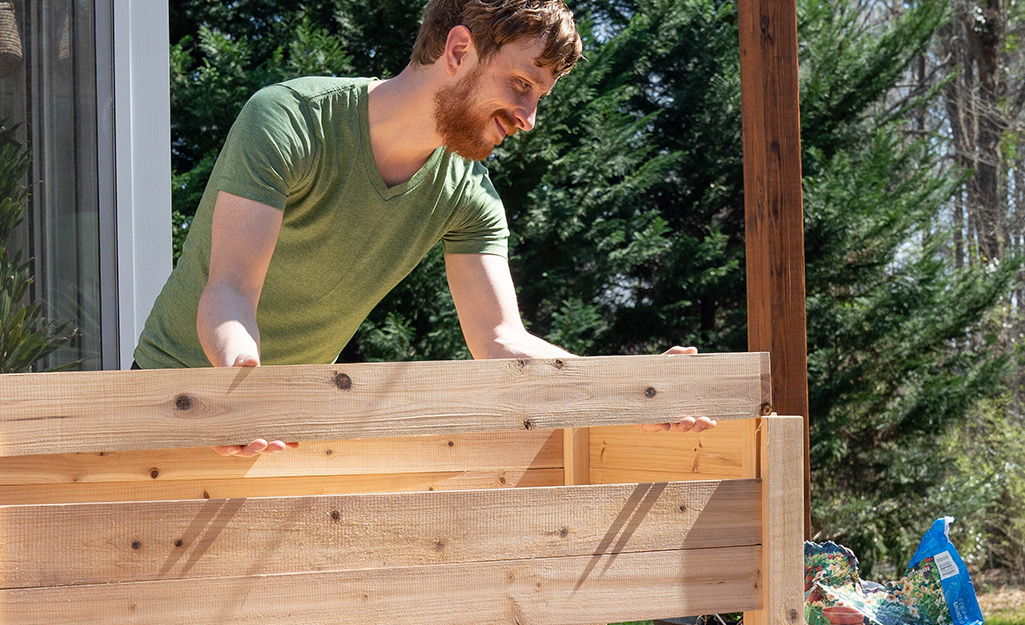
805, 517, 984, 625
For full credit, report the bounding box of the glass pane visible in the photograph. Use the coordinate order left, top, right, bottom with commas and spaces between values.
0, 0, 103, 370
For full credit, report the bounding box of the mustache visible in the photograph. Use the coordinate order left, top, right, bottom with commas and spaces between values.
495, 110, 519, 136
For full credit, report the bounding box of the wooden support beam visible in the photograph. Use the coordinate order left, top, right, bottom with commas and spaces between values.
738, 0, 812, 538
0, 353, 770, 457
562, 427, 590, 485
744, 416, 805, 625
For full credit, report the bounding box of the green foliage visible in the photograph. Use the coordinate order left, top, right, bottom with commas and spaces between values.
796, 0, 1021, 577
491, 0, 747, 355
945, 396, 1025, 576
169, 3, 364, 233
798, 0, 949, 157
0, 120, 75, 373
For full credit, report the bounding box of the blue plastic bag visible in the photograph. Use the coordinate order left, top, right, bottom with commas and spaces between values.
907, 517, 984, 625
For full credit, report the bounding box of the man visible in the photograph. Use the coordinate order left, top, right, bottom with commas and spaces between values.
135, 0, 715, 456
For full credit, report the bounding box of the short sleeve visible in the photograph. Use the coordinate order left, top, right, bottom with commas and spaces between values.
442, 164, 510, 257
212, 85, 317, 211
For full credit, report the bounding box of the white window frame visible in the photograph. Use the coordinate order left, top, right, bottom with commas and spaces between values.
107, 0, 171, 369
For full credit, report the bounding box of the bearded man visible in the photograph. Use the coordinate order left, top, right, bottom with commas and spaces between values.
134, 0, 714, 457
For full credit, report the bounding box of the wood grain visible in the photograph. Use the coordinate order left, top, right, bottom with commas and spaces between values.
0, 546, 761, 625
0, 480, 761, 588
588, 421, 756, 483
0, 468, 565, 504
562, 427, 590, 485
0, 430, 562, 485
745, 416, 805, 625
0, 353, 770, 457
737, 0, 812, 538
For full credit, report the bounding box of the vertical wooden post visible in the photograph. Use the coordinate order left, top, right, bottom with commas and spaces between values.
738, 0, 812, 538
562, 428, 590, 485
744, 415, 805, 625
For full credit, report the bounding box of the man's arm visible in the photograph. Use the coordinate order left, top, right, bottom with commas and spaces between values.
444, 253, 574, 359
445, 253, 715, 433
197, 190, 298, 456
197, 191, 280, 367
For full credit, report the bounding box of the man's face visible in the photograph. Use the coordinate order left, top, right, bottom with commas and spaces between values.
433, 37, 557, 161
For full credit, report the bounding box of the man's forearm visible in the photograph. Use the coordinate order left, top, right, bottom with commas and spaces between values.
196, 282, 262, 367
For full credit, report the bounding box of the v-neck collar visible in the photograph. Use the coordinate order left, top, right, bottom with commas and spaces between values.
358, 79, 444, 201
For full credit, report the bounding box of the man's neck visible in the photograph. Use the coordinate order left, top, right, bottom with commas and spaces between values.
367, 65, 445, 187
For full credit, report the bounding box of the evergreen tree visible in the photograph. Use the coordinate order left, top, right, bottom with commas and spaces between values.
798, 0, 1019, 575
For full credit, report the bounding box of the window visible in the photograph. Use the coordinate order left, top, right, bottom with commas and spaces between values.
0, 0, 170, 370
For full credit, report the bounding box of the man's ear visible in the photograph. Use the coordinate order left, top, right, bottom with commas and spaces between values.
443, 25, 475, 77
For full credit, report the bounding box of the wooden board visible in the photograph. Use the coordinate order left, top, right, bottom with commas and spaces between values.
563, 427, 590, 485
0, 468, 565, 504
0, 546, 761, 625
744, 416, 805, 625
0, 480, 761, 588
588, 420, 756, 483
0, 430, 563, 485
0, 353, 771, 457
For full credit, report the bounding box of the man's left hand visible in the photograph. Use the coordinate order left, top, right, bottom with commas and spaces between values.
638, 345, 717, 433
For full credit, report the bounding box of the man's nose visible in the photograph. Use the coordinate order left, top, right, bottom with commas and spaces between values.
513, 97, 539, 132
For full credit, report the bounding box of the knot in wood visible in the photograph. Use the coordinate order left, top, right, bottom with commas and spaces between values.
645, 387, 657, 399
434, 540, 446, 552
131, 541, 142, 550
330, 510, 341, 522
788, 609, 800, 623
149, 468, 159, 479
553, 359, 565, 369
558, 527, 569, 538
760, 402, 772, 415
174, 395, 192, 411
174, 539, 183, 548
523, 419, 534, 430
334, 373, 352, 391
678, 504, 687, 513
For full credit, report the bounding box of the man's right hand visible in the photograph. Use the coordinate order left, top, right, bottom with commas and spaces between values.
210, 353, 299, 457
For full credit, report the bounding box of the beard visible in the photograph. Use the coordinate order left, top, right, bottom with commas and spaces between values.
433, 66, 519, 162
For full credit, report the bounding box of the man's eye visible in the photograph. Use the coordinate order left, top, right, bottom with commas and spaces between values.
517, 80, 531, 91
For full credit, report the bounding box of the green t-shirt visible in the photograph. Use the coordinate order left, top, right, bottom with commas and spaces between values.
135, 77, 508, 368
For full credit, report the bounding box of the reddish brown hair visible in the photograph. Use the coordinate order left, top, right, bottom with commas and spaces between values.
411, 0, 582, 79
